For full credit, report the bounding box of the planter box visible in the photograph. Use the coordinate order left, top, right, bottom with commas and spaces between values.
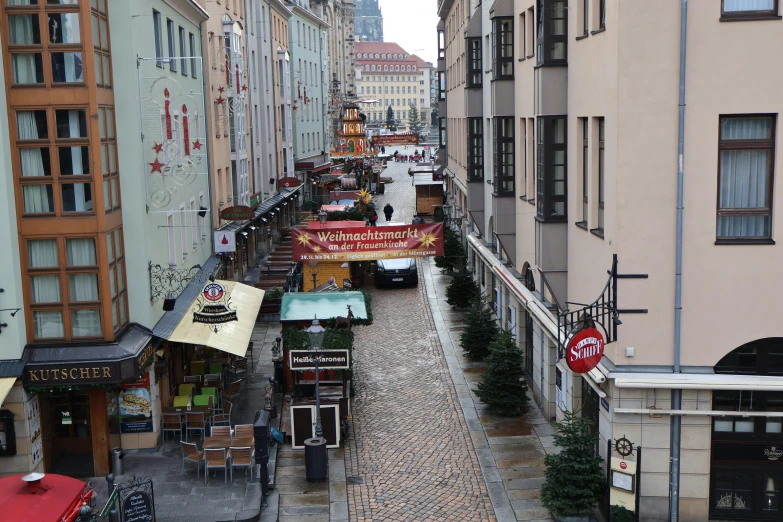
259, 298, 282, 314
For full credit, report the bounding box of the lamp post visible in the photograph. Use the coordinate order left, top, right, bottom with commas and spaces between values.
303, 317, 328, 481
318, 209, 327, 225
309, 261, 319, 291
305, 317, 326, 437
334, 186, 341, 202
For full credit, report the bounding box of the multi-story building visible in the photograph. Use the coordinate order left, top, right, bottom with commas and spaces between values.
411, 55, 432, 130
270, 0, 294, 182
439, 1, 783, 521
355, 42, 424, 130
322, 0, 355, 146
354, 0, 383, 42
429, 65, 438, 125
288, 0, 331, 193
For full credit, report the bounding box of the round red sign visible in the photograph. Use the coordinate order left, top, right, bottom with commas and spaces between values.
203, 283, 225, 302
566, 327, 605, 374
620, 462, 627, 470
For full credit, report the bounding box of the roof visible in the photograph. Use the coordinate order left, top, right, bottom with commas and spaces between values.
0, 474, 89, 522
413, 173, 444, 186
280, 292, 368, 322
216, 185, 302, 234
410, 54, 432, 69
307, 221, 367, 229
355, 42, 423, 69
0, 360, 25, 378
355, 42, 411, 56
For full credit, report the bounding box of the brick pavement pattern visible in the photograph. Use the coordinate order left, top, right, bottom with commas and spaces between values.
344, 150, 496, 522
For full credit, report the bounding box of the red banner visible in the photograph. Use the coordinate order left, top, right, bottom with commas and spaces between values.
292, 223, 444, 261
370, 133, 420, 146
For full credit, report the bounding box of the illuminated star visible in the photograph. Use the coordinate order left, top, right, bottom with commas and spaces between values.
296, 232, 312, 246
216, 95, 225, 105
218, 86, 225, 94
419, 232, 439, 248
152, 142, 164, 154
192, 139, 203, 151
149, 158, 164, 173
312, 245, 322, 253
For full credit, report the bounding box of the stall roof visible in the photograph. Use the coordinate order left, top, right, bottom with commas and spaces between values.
280, 292, 368, 322
0, 474, 90, 522
307, 221, 366, 229
321, 204, 352, 212
413, 173, 443, 186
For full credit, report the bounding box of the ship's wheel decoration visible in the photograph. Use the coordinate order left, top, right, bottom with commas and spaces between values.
614, 436, 634, 457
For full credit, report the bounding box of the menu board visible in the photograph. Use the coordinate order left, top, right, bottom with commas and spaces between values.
122, 490, 155, 522
24, 394, 42, 468
119, 373, 153, 434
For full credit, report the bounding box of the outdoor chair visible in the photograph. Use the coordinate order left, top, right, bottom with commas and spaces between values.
178, 383, 196, 397
185, 412, 207, 440
229, 446, 255, 483
183, 375, 201, 385
223, 380, 242, 408
192, 395, 212, 407
204, 448, 229, 485
173, 396, 190, 408
180, 441, 203, 478
246, 342, 254, 372
208, 362, 224, 375
234, 424, 254, 439
189, 360, 205, 376
212, 400, 232, 427
201, 386, 218, 402
203, 375, 222, 391
162, 413, 183, 441
211, 426, 231, 437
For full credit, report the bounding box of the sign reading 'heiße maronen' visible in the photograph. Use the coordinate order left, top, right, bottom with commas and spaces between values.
289, 350, 350, 370
292, 223, 444, 262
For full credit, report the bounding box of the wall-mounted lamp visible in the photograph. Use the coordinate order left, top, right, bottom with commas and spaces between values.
198, 206, 208, 218
241, 231, 248, 237
162, 292, 176, 312
249, 225, 257, 231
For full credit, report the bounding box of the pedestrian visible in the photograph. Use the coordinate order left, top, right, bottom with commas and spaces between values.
381, 146, 386, 154
370, 210, 379, 226
383, 203, 394, 221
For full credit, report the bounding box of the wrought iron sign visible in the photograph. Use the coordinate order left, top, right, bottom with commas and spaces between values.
148, 262, 209, 304
556, 254, 648, 361
0, 288, 21, 334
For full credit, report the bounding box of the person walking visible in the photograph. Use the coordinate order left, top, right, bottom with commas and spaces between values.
370, 209, 379, 226
383, 203, 394, 222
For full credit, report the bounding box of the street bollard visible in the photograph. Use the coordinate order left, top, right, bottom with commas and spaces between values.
108, 508, 120, 522
106, 473, 114, 492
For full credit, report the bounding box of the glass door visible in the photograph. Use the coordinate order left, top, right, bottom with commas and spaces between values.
47, 389, 93, 476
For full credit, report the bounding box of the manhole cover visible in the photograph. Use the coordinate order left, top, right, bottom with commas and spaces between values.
346, 476, 365, 485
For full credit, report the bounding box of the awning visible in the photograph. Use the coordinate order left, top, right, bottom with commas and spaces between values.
165, 280, 265, 357
0, 378, 16, 407
611, 372, 783, 391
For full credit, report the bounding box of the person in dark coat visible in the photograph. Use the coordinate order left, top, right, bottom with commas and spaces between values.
383, 203, 394, 221
370, 210, 379, 226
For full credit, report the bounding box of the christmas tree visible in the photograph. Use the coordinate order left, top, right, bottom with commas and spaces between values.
474, 330, 528, 415
540, 410, 606, 517
446, 266, 479, 308
434, 227, 464, 274
407, 103, 425, 137
459, 297, 498, 361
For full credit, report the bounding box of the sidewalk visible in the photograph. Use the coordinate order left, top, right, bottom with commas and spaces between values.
422, 257, 556, 522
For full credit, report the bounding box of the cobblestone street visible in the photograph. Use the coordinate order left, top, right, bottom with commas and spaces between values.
344, 151, 496, 522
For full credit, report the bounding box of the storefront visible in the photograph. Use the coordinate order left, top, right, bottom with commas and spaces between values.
22, 325, 154, 477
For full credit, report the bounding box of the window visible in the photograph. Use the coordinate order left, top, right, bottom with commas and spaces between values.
536, 116, 567, 220
106, 228, 128, 331
166, 19, 176, 71
438, 28, 445, 59
189, 33, 197, 78
537, 0, 567, 65
493, 117, 514, 195
596, 118, 605, 233
167, 212, 176, 265
99, 106, 119, 211
722, 0, 779, 19
596, 0, 607, 30
580, 0, 590, 36
492, 17, 513, 79
439, 117, 447, 148
179, 27, 187, 75
438, 71, 446, 100
468, 118, 483, 181
578, 118, 588, 226
717, 115, 775, 242
467, 38, 482, 87
519, 12, 526, 57
153, 10, 163, 67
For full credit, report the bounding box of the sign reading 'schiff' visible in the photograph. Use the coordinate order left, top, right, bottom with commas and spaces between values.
289, 350, 350, 370
292, 223, 444, 262
566, 327, 605, 374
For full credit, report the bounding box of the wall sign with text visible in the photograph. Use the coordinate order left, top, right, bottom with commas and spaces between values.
566, 327, 605, 374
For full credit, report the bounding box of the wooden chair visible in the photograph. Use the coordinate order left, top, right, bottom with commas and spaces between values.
229, 446, 255, 483
180, 441, 204, 477
211, 425, 231, 437
189, 360, 205, 376
173, 396, 190, 408
212, 400, 232, 427
183, 375, 201, 385
223, 380, 242, 408
234, 424, 254, 439
162, 413, 183, 441
178, 383, 196, 397
246, 342, 254, 372
204, 448, 229, 485
185, 412, 207, 440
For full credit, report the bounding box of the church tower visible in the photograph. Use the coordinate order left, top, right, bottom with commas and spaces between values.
354, 0, 384, 42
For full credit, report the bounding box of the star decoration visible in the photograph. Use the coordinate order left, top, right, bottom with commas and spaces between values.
241, 85, 248, 92
296, 232, 312, 246
192, 139, 203, 151
419, 231, 439, 248
149, 158, 165, 174
312, 245, 322, 253
216, 95, 225, 105
152, 142, 164, 154
218, 86, 225, 94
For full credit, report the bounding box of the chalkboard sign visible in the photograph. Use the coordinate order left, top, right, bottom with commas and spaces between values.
117, 476, 156, 522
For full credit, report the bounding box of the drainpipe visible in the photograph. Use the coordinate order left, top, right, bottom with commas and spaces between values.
199, 19, 216, 257
669, 1, 688, 520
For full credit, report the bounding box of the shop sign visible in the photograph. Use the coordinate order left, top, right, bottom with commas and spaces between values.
24, 362, 120, 385
118, 373, 153, 434
292, 223, 445, 262
193, 282, 237, 332
250, 192, 264, 208
713, 441, 783, 462
117, 477, 156, 522
24, 394, 41, 468
289, 350, 350, 370
565, 327, 605, 374
136, 343, 155, 374
219, 205, 254, 221
295, 162, 314, 171
279, 177, 301, 188
214, 231, 237, 253
370, 133, 419, 146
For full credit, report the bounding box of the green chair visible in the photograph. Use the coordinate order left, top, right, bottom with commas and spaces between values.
201, 386, 218, 408
209, 362, 223, 375
173, 396, 190, 408
193, 395, 212, 407
179, 383, 196, 397
190, 361, 205, 376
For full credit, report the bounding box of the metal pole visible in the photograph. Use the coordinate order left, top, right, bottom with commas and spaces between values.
313, 350, 323, 438
635, 447, 642, 522
606, 439, 612, 522
669, 1, 688, 521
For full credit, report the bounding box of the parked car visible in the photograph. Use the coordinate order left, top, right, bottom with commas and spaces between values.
375, 257, 418, 287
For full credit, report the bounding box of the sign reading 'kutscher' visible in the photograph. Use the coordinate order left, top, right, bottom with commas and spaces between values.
566, 327, 605, 374
289, 350, 350, 370
292, 223, 444, 262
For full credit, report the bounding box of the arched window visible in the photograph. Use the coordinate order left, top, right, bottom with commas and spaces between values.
364, 64, 369, 71
406, 65, 411, 71
371, 65, 375, 71
374, 53, 379, 58
381, 54, 386, 59
395, 65, 399, 71
383, 65, 388, 71
413, 66, 417, 72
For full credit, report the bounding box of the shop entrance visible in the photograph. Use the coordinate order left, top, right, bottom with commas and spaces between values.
43, 389, 94, 476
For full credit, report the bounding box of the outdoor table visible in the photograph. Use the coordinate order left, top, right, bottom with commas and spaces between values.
162, 405, 211, 415
203, 435, 255, 450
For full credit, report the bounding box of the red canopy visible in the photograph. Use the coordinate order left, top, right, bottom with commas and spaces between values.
0, 474, 93, 522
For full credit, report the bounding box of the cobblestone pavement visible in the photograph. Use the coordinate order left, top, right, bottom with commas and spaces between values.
344, 152, 496, 522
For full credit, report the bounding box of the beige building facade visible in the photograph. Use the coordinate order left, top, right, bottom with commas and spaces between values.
439, 0, 783, 520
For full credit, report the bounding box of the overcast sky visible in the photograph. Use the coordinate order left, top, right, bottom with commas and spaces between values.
379, 0, 439, 65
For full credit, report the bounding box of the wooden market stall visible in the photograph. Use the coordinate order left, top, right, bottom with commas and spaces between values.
411, 169, 445, 215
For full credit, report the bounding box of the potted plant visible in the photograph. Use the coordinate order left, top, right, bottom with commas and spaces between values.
260, 287, 284, 314
474, 330, 529, 416
459, 297, 498, 361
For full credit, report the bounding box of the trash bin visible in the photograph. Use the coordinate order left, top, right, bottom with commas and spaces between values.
304, 437, 327, 482
111, 448, 124, 476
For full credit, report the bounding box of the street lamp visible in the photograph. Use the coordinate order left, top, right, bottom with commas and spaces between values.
303, 317, 328, 482
334, 186, 341, 201
318, 209, 327, 225
309, 261, 319, 290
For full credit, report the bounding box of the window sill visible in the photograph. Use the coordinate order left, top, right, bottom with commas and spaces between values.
576, 34, 589, 41
534, 215, 567, 223
715, 238, 775, 245
518, 195, 527, 200
575, 221, 588, 231
493, 192, 515, 198
590, 227, 604, 239
526, 54, 534, 59
591, 27, 606, 35
527, 198, 535, 206
518, 57, 526, 62
720, 14, 782, 22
